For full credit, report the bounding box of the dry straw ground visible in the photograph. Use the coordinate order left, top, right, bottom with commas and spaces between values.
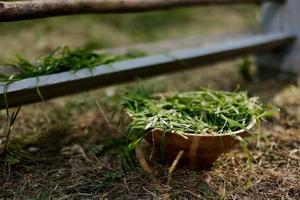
0, 5, 299, 200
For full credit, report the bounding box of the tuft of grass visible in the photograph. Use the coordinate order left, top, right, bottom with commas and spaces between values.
239, 57, 255, 81
96, 171, 124, 192
0, 46, 145, 83
122, 88, 277, 150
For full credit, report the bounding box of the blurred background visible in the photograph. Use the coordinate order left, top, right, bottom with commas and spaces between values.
0, 5, 258, 61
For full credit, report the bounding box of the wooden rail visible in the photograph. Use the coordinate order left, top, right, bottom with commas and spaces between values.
0, 0, 285, 22
0, 32, 294, 109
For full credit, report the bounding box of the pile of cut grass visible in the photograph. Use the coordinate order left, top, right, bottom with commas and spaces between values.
0, 46, 145, 83
123, 89, 276, 149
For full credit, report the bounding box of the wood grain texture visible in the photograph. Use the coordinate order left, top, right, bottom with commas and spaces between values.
0, 0, 285, 22
144, 120, 255, 169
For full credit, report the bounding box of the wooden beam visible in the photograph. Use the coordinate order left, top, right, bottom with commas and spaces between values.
0, 32, 294, 109
0, 0, 285, 22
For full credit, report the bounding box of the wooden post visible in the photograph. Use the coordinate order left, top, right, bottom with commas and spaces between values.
258, 0, 300, 74
0, 0, 284, 22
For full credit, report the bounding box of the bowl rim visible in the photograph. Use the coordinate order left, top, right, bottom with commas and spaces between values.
148, 119, 256, 137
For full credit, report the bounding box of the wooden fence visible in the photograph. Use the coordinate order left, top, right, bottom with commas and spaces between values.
0, 0, 297, 109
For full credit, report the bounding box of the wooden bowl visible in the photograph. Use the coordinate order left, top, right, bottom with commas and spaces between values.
144, 120, 256, 169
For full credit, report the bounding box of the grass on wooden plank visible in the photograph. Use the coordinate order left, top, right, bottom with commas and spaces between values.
0, 46, 145, 83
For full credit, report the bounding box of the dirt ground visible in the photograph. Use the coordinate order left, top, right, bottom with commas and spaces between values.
0, 63, 299, 199
0, 5, 299, 200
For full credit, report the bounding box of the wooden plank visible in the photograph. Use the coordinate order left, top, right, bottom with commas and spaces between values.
0, 0, 285, 22
0, 31, 257, 77
97, 31, 259, 55
0, 32, 295, 109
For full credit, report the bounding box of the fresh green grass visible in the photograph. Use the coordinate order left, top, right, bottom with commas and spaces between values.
0, 46, 145, 83
123, 88, 277, 150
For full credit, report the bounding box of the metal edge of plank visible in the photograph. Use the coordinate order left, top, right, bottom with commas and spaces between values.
0, 32, 295, 109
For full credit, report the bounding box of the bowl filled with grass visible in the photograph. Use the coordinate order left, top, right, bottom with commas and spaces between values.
123, 88, 275, 169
